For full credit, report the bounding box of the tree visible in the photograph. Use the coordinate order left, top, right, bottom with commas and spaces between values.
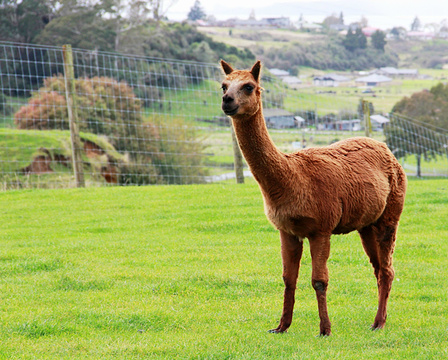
371, 30, 387, 51
390, 27, 406, 40
149, 0, 179, 23
388, 83, 448, 177
342, 28, 367, 51
411, 16, 421, 31
322, 13, 341, 28
187, 0, 206, 21
359, 16, 368, 28
35, 8, 116, 51
342, 29, 357, 51
392, 85, 448, 130
355, 28, 367, 49
0, 0, 52, 43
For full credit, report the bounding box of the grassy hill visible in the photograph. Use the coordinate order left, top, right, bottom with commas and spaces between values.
0, 179, 447, 358
200, 26, 448, 113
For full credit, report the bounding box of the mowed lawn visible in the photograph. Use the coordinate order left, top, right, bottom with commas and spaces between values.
1, 179, 447, 359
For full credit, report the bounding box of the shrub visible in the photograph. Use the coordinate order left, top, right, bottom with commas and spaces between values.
150, 118, 208, 185
15, 76, 142, 137
13, 76, 209, 184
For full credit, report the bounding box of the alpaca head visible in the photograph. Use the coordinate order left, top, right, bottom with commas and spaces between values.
220, 60, 262, 119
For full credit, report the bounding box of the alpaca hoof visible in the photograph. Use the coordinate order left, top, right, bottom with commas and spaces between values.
268, 328, 287, 334
371, 318, 386, 331
370, 323, 385, 331
318, 329, 331, 337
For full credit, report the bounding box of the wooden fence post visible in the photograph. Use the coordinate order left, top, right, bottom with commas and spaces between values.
230, 122, 245, 184
62, 44, 85, 187
363, 99, 371, 138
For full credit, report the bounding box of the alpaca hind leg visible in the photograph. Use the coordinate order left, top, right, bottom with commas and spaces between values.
359, 226, 381, 328
373, 224, 397, 330
309, 235, 331, 336
359, 223, 397, 330
269, 230, 303, 333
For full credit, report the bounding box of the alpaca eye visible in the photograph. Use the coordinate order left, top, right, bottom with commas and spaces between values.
221, 85, 227, 93
244, 85, 254, 93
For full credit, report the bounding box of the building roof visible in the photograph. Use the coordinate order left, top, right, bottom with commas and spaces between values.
362, 27, 380, 36
370, 115, 390, 124
378, 67, 418, 76
269, 68, 290, 77
263, 108, 293, 117
314, 74, 350, 82
282, 76, 302, 84
294, 116, 306, 123
355, 74, 392, 83
300, 22, 322, 30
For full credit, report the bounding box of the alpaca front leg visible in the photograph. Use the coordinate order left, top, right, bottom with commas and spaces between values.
269, 231, 303, 333
309, 235, 332, 336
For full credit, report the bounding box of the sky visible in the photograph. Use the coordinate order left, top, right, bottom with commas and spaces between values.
166, 0, 448, 30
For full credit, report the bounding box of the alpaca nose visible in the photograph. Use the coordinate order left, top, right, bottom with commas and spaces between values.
222, 94, 234, 104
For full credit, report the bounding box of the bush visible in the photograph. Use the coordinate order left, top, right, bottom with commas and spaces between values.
15, 76, 142, 135
13, 76, 209, 184
0, 92, 13, 116
150, 118, 208, 185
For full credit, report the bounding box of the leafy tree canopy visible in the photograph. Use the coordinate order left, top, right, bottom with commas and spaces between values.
0, 0, 52, 43
392, 83, 448, 131
342, 28, 367, 51
187, 0, 206, 21
371, 30, 387, 51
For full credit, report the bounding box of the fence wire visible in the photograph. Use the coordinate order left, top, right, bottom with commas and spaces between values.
1, 42, 447, 190
385, 113, 448, 177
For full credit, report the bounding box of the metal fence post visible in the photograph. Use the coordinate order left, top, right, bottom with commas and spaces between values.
62, 44, 85, 187
230, 122, 244, 184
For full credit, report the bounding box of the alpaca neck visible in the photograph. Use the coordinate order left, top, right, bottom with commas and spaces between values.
232, 106, 287, 188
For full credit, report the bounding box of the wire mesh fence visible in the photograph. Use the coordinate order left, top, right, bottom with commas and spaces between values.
1, 42, 447, 190
385, 113, 448, 177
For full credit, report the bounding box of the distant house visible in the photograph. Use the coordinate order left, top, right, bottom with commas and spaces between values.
263, 17, 291, 28
282, 76, 302, 87
355, 74, 392, 87
268, 69, 302, 87
438, 28, 448, 39
329, 24, 348, 32
300, 22, 323, 32
269, 68, 290, 77
374, 67, 418, 78
335, 119, 362, 131
407, 31, 435, 40
370, 114, 390, 130
321, 119, 361, 131
264, 108, 296, 128
313, 74, 350, 87
215, 16, 291, 29
362, 27, 380, 37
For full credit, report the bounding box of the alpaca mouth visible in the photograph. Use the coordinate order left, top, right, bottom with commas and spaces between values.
222, 105, 239, 116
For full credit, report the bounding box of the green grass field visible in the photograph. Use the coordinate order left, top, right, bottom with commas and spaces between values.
1, 179, 447, 359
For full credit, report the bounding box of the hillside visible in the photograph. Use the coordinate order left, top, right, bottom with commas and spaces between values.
199, 26, 448, 72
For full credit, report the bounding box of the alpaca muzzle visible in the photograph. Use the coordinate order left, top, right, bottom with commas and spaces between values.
222, 94, 239, 115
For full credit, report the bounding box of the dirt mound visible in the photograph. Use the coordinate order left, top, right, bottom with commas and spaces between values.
20, 140, 120, 183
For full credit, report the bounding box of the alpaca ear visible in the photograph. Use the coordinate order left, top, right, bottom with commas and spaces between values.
250, 60, 261, 82
220, 60, 234, 75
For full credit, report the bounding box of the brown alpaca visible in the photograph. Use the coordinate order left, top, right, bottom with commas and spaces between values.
220, 60, 407, 336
